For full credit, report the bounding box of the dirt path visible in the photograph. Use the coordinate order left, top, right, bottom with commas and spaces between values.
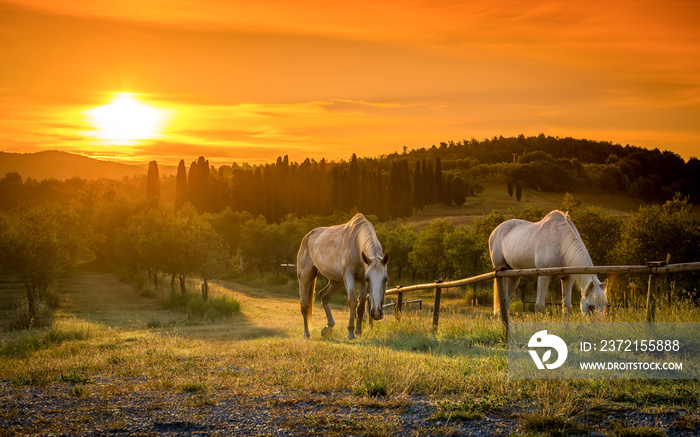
59, 272, 176, 329
57, 271, 341, 340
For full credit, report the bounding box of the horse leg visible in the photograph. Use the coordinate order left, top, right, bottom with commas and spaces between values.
319, 279, 343, 337
536, 276, 551, 312
561, 276, 575, 316
355, 281, 368, 336
298, 266, 318, 339
343, 271, 357, 340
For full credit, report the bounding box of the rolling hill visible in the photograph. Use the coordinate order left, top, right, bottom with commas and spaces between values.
0, 150, 147, 180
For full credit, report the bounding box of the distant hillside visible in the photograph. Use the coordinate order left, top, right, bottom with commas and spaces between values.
0, 151, 147, 180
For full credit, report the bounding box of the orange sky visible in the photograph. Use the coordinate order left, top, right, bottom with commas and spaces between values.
1, 0, 699, 165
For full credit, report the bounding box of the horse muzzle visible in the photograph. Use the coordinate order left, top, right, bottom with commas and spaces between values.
371, 308, 384, 320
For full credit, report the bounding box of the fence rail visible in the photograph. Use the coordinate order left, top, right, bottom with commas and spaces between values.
384, 261, 700, 332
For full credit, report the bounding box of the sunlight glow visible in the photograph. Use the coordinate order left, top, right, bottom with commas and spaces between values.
87, 93, 165, 142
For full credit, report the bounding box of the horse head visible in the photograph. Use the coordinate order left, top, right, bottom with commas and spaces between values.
362, 252, 389, 320
581, 278, 609, 317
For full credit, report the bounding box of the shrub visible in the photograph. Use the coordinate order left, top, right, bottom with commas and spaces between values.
162, 289, 240, 319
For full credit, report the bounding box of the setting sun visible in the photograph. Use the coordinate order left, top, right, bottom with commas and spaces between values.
87, 93, 165, 143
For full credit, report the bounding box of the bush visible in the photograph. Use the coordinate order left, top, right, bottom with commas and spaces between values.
569, 205, 623, 266
162, 289, 240, 319
10, 297, 53, 330
612, 195, 700, 299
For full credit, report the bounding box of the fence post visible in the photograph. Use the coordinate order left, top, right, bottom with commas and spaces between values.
433, 286, 442, 333
646, 274, 659, 322
396, 291, 403, 321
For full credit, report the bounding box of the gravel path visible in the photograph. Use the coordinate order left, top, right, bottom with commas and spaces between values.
2, 376, 699, 436
1, 375, 518, 436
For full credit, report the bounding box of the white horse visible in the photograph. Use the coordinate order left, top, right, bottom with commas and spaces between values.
297, 213, 389, 339
489, 210, 608, 325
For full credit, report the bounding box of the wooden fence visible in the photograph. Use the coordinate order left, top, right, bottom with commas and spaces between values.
384, 261, 700, 333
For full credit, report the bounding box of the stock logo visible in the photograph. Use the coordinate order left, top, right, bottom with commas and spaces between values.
528, 330, 568, 370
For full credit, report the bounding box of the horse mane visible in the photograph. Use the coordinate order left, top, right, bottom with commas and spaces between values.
558, 212, 602, 292
349, 214, 383, 260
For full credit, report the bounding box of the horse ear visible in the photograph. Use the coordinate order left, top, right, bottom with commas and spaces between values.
362, 252, 370, 265
382, 253, 390, 265
602, 279, 609, 291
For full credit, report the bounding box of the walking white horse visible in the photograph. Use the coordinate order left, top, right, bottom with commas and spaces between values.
297, 213, 389, 339
489, 210, 608, 326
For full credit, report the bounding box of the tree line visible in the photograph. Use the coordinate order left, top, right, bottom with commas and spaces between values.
2, 134, 698, 221
1, 180, 698, 329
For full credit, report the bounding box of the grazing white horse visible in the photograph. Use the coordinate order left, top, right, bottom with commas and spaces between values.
489, 210, 608, 324
297, 213, 389, 339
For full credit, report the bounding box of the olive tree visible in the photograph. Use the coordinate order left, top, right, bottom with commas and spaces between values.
0, 206, 92, 323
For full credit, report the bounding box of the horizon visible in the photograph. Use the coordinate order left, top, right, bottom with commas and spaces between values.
2, 1, 700, 166
2, 132, 697, 173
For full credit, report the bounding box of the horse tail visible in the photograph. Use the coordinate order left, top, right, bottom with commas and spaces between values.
305, 275, 316, 325
297, 234, 317, 327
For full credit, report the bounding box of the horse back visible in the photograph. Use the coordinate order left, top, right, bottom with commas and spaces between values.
299, 224, 355, 281
491, 211, 579, 269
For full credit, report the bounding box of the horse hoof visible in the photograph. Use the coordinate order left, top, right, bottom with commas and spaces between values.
321, 327, 332, 338
346, 332, 356, 340
303, 333, 311, 340
354, 329, 362, 336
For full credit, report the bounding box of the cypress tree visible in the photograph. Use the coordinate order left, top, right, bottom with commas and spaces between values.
187, 157, 209, 213
188, 160, 197, 205
423, 158, 435, 204
252, 166, 264, 215
376, 167, 384, 218
434, 157, 443, 203
146, 160, 160, 204
175, 159, 188, 210
401, 159, 412, 216
414, 161, 423, 211
441, 175, 453, 206
386, 161, 397, 217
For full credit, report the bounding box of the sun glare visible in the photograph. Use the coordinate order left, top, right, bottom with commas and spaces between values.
87, 93, 165, 142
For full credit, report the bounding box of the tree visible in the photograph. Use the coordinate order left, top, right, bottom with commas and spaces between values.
472, 209, 507, 272
559, 192, 582, 213
451, 176, 470, 206
129, 207, 174, 289
349, 153, 359, 209
612, 196, 700, 300
188, 215, 230, 300
569, 206, 623, 266
443, 225, 480, 279
434, 157, 443, 202
515, 180, 523, 201
188, 156, 210, 213
440, 175, 453, 206
387, 160, 411, 218
613, 196, 699, 266
422, 159, 435, 204
146, 160, 160, 205
1, 206, 93, 323
413, 161, 424, 211
175, 159, 188, 210
409, 219, 454, 281
240, 216, 273, 276
375, 222, 417, 280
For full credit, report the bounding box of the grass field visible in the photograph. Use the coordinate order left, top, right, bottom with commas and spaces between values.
404, 176, 649, 228
1, 269, 699, 436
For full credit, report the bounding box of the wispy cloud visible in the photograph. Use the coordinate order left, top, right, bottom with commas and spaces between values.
1, 0, 699, 163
